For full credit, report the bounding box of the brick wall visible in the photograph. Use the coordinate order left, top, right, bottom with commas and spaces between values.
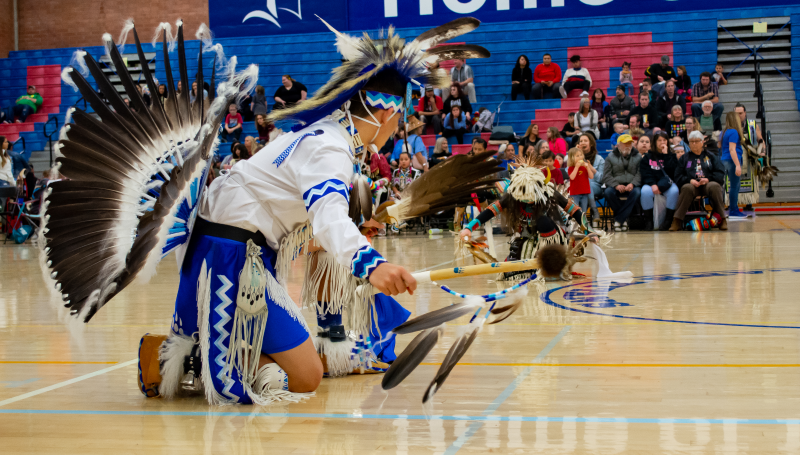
0, 0, 14, 58
17, 0, 209, 51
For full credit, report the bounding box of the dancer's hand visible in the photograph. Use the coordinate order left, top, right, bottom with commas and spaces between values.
459, 229, 472, 241
369, 263, 417, 296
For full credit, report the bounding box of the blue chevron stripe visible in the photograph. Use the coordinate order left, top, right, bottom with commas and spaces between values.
365, 91, 404, 113
303, 179, 350, 211
214, 275, 239, 402
351, 245, 386, 279
273, 129, 325, 167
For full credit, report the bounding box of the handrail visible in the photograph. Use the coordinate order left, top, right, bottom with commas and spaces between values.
766, 131, 774, 198
72, 95, 87, 111
43, 116, 60, 167
12, 136, 25, 154
752, 59, 774, 198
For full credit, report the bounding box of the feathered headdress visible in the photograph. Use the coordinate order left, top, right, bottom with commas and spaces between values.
506, 154, 554, 204
266, 17, 489, 127
40, 20, 257, 322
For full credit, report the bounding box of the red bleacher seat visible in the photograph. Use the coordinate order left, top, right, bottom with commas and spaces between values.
451, 144, 472, 155
588, 32, 652, 46
420, 134, 437, 148
480, 132, 491, 141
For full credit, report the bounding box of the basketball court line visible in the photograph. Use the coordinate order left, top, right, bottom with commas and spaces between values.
0, 361, 118, 365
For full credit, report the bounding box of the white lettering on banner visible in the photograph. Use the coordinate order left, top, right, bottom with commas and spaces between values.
579, 0, 612, 5
384, 0, 576, 17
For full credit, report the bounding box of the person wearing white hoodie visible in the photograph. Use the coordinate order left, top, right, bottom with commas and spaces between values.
559, 55, 592, 99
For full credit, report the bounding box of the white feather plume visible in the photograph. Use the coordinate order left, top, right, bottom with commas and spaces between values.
315, 15, 362, 61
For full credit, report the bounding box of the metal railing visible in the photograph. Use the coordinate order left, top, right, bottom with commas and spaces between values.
12, 136, 25, 154
753, 60, 774, 198
43, 116, 59, 167
721, 20, 792, 81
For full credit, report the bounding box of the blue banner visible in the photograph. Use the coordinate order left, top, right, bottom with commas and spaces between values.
209, 0, 796, 38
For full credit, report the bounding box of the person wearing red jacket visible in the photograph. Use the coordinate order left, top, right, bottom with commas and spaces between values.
532, 54, 563, 100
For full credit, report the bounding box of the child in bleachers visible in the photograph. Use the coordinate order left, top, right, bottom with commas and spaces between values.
619, 62, 634, 97
443, 105, 467, 144
255, 114, 274, 144
610, 122, 625, 145
540, 150, 564, 186
220, 104, 243, 143
391, 152, 420, 200
675, 66, 691, 100
567, 147, 595, 214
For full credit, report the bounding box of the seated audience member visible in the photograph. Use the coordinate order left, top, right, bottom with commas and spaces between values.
644, 55, 676, 97
540, 150, 565, 185
221, 143, 251, 170
255, 114, 274, 144
562, 113, 578, 145
443, 105, 467, 144
665, 105, 687, 141
523, 143, 536, 160
698, 100, 722, 132
630, 92, 660, 134
639, 132, 679, 231
511, 55, 533, 101
576, 133, 604, 225
432, 136, 451, 162
190, 81, 208, 104
574, 97, 600, 139
712, 63, 728, 86
13, 85, 42, 123
157, 84, 168, 104
521, 123, 541, 151
273, 75, 307, 109
691, 72, 723, 121
137, 84, 151, 107
567, 147, 595, 214
532, 53, 563, 99
547, 126, 568, 163
471, 137, 488, 155
602, 134, 642, 231
451, 59, 476, 104
391, 118, 426, 167
610, 122, 626, 145
619, 61, 635, 96
239, 91, 255, 122
442, 84, 473, 122
609, 85, 635, 126
590, 89, 610, 139
220, 103, 243, 143
0, 138, 12, 186
391, 152, 421, 200
244, 136, 256, 156
559, 55, 591, 98
418, 86, 443, 135
657, 80, 686, 127
252, 85, 269, 117
639, 78, 655, 104
720, 111, 747, 219
177, 81, 183, 94
685, 116, 699, 135
675, 66, 692, 99
498, 143, 516, 177
534, 139, 551, 161
670, 135, 688, 159
670, 131, 727, 231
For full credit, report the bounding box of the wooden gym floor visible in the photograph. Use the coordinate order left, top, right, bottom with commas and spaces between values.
2, 215, 800, 454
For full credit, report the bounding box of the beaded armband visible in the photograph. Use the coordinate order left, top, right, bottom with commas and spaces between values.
466, 219, 481, 231
564, 198, 580, 218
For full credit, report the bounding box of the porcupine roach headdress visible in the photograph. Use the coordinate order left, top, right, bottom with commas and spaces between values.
506, 153, 554, 204
39, 20, 258, 322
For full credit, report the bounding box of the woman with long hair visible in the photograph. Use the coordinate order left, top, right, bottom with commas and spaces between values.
255, 114, 274, 144
0, 136, 12, 186
591, 89, 610, 139
443, 105, 467, 144
577, 133, 603, 225
721, 110, 747, 218
546, 126, 567, 163
511, 54, 532, 100
521, 123, 540, 150
442, 83, 472, 122
639, 132, 679, 231
675, 66, 691, 99
574, 97, 600, 139
274, 74, 307, 109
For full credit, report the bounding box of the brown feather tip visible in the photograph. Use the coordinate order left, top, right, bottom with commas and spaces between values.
536, 244, 567, 278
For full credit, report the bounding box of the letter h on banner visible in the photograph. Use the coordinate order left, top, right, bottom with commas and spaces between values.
384, 0, 565, 17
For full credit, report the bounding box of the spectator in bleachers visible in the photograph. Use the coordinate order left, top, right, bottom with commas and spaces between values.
255, 114, 274, 144
603, 134, 642, 232
685, 116, 699, 134
657, 80, 686, 128
712, 63, 728, 86
239, 90, 255, 122
562, 113, 578, 145
157, 84, 168, 104
442, 84, 472, 122
630, 92, 660, 135
221, 143, 251, 170
644, 55, 676, 98
619, 61, 634, 96
252, 85, 268, 117
431, 137, 451, 166
559, 55, 591, 99
471, 137, 487, 155
671, 135, 688, 159
0, 137, 12, 186
534, 139, 550, 159
639, 79, 655, 104
390, 125, 421, 166
665, 105, 687, 141
497, 143, 516, 176
443, 105, 467, 144
721, 111, 747, 219
520, 123, 541, 150
609, 85, 635, 126
691, 72, 723, 122
273, 75, 307, 109
540, 150, 564, 185
639, 132, 679, 231
574, 98, 600, 139
450, 59, 476, 104
670, 131, 727, 231
190, 81, 208, 104
567, 147, 594, 214
418, 86, 443, 135
244, 136, 256, 156
626, 114, 640, 133
547, 126, 568, 163
698, 100, 722, 132
391, 152, 421, 200
532, 54, 563, 100
590, 89, 610, 139
675, 66, 691, 99
522, 143, 536, 160
12, 86, 42, 123
177, 81, 183, 94
511, 55, 532, 101
137, 85, 151, 107
577, 133, 603, 225
220, 103, 243, 143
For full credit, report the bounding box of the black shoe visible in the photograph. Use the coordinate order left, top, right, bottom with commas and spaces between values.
643, 209, 654, 231
659, 209, 675, 231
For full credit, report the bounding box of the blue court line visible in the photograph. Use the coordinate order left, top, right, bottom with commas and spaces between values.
542, 268, 800, 329
443, 326, 572, 455
2, 409, 799, 425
